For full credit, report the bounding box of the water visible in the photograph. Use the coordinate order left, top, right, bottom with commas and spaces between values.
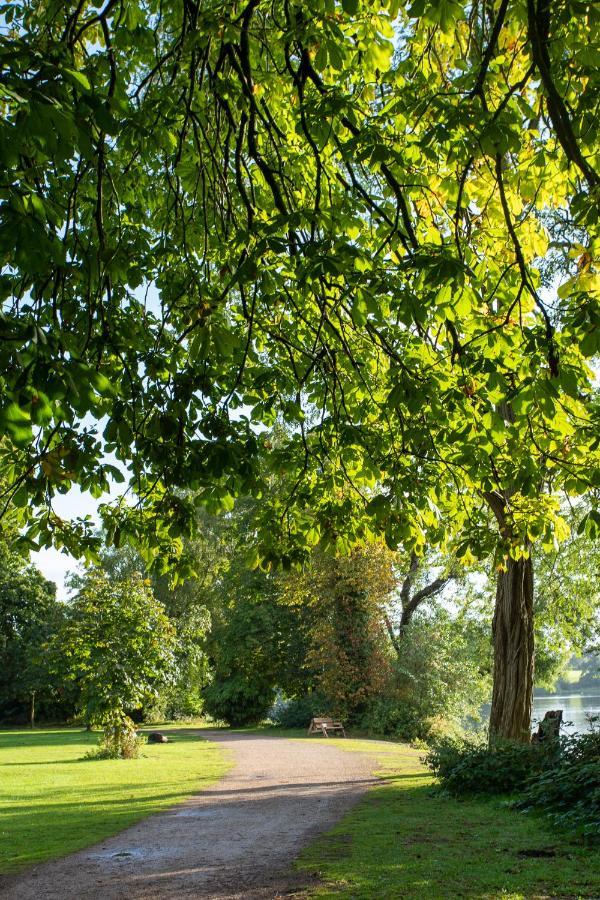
532, 690, 600, 735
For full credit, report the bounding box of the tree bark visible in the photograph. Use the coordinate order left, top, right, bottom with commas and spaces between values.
489, 553, 535, 743
30, 690, 35, 729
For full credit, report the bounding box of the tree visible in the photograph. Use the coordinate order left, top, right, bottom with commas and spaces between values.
384, 548, 460, 654
74, 515, 225, 719
367, 606, 492, 741
1, 1, 598, 742
534, 505, 600, 678
202, 578, 284, 726
57, 571, 176, 754
201, 497, 311, 725
452, 501, 600, 707
279, 542, 395, 722
0, 544, 66, 726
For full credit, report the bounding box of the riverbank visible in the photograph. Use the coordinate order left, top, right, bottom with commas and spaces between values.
533, 688, 600, 734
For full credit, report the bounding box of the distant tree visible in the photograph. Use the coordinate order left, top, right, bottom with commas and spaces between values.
365, 606, 492, 741
57, 571, 176, 755
150, 512, 228, 717
384, 546, 461, 653
202, 534, 290, 726
202, 582, 282, 727
280, 542, 396, 722
531, 511, 600, 688
68, 508, 227, 720
0, 544, 66, 726
199, 493, 317, 726
578, 653, 599, 687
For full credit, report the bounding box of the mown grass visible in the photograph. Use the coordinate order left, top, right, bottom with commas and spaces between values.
296, 737, 600, 899
0, 726, 231, 873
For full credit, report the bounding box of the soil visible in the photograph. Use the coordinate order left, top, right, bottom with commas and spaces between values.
1, 730, 379, 899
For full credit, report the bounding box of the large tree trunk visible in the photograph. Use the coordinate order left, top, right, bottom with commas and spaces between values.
489, 553, 534, 743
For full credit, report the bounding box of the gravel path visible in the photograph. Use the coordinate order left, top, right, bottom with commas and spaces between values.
1, 731, 379, 899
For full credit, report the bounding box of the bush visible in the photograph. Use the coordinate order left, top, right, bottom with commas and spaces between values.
270, 693, 328, 728
425, 725, 600, 842
202, 676, 274, 727
143, 682, 204, 723
360, 692, 425, 741
85, 713, 146, 760
513, 726, 600, 841
425, 735, 554, 795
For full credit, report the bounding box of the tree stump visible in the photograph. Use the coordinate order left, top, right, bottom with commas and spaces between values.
531, 709, 563, 743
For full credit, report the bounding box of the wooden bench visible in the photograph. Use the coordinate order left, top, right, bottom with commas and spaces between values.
307, 717, 346, 738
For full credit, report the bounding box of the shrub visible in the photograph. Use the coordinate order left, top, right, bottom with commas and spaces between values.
425, 725, 600, 841
425, 735, 554, 795
360, 692, 425, 741
360, 610, 490, 742
513, 726, 600, 841
202, 676, 274, 727
270, 693, 328, 728
85, 713, 146, 760
143, 682, 204, 723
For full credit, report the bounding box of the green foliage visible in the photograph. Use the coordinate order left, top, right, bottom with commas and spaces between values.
533, 507, 600, 687
279, 543, 395, 722
455, 505, 600, 692
364, 609, 491, 741
580, 653, 600, 685
426, 727, 600, 841
84, 520, 223, 721
514, 724, 600, 841
202, 676, 274, 727
0, 543, 70, 724
56, 571, 177, 731
85, 714, 146, 760
202, 580, 287, 727
201, 499, 314, 726
2, 0, 600, 747
270, 693, 328, 729
0, 0, 597, 579
425, 735, 552, 795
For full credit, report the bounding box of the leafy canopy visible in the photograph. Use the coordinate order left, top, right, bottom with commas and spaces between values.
1, 0, 599, 568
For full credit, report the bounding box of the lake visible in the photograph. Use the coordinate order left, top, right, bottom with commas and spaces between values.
532, 689, 600, 735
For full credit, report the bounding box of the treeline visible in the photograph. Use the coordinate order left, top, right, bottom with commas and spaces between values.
2, 498, 598, 742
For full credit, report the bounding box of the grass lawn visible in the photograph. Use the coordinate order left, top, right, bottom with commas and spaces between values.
296, 737, 600, 899
0, 725, 231, 874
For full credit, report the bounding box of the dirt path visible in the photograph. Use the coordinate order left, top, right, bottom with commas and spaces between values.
1, 731, 379, 899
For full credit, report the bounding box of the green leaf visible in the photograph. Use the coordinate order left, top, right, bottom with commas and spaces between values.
408, 0, 426, 16
62, 67, 92, 92
580, 330, 599, 358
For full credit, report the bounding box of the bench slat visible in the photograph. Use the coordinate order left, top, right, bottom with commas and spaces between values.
307, 716, 346, 737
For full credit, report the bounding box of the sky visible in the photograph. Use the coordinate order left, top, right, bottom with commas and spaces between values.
32, 481, 120, 602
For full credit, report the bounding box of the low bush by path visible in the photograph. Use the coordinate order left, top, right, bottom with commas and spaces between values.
0, 726, 230, 873
296, 738, 600, 899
